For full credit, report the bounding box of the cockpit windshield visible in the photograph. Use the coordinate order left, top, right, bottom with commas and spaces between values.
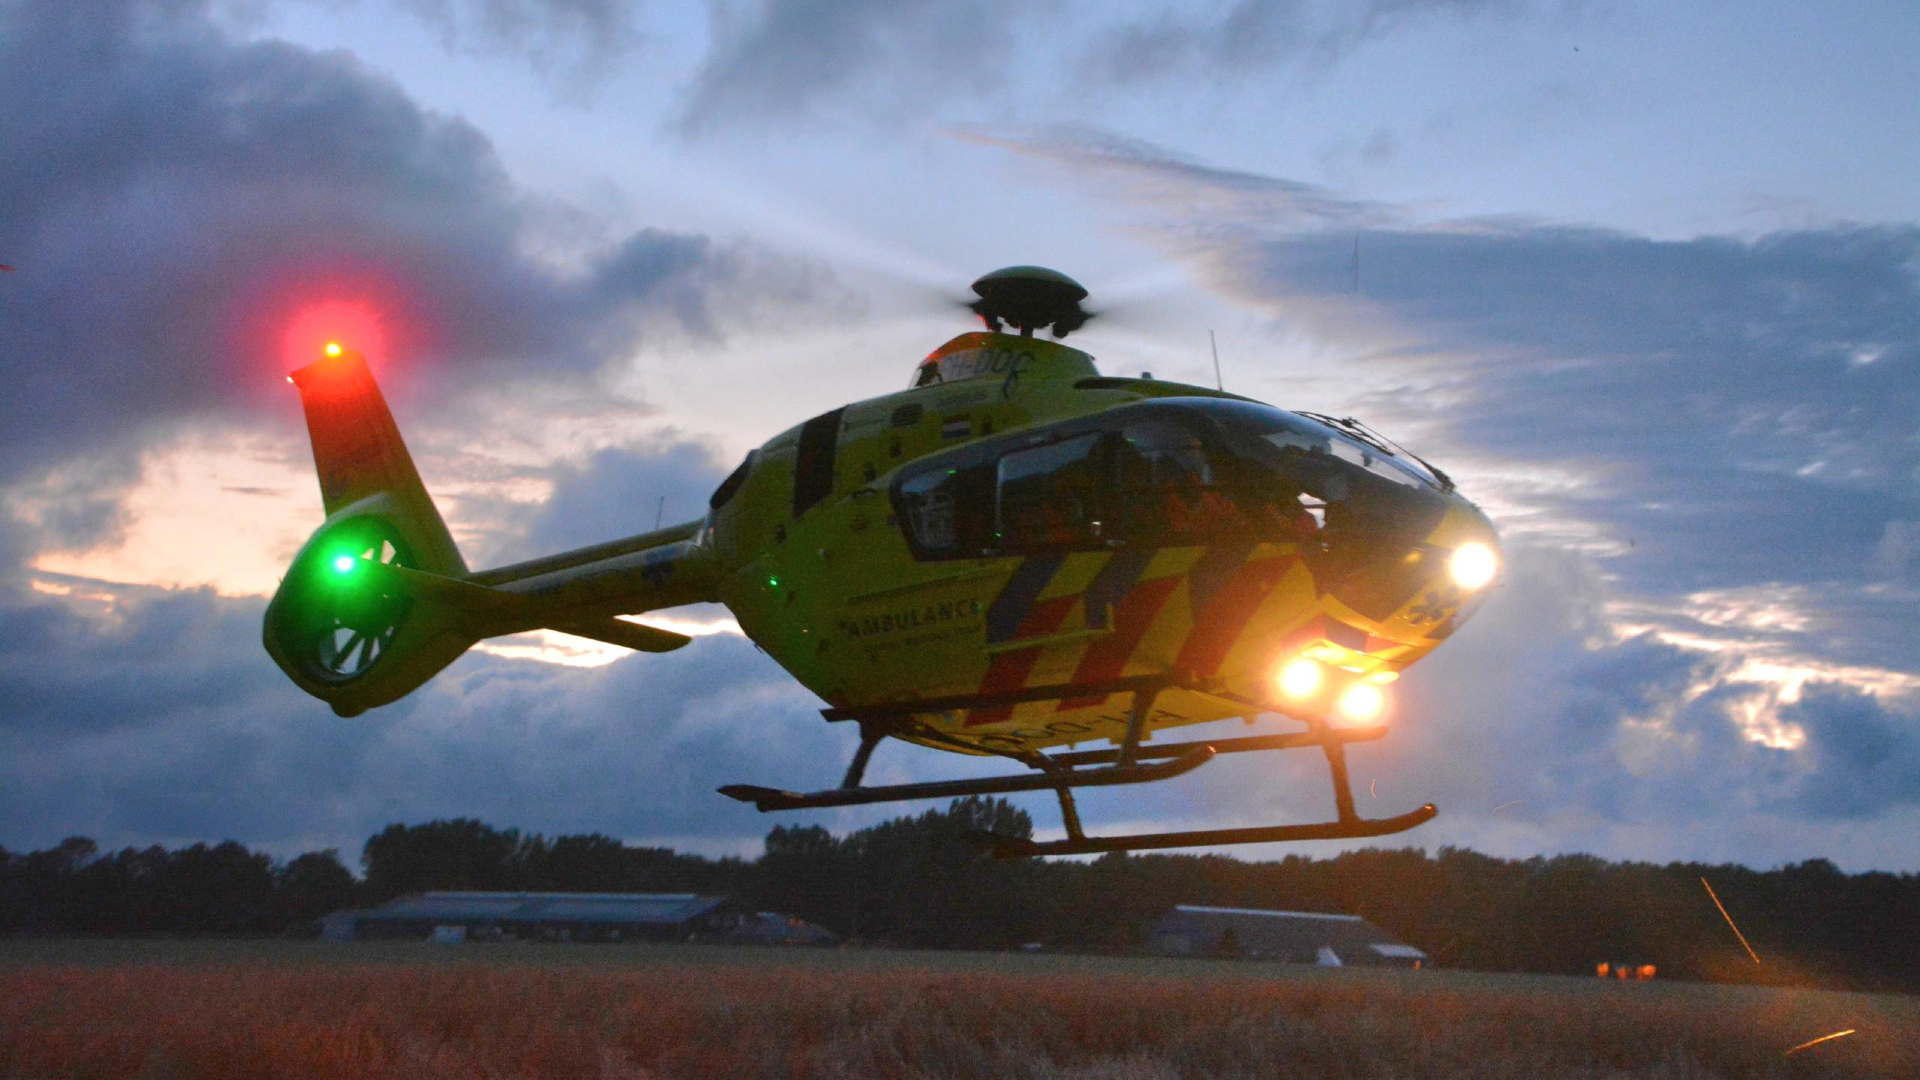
1197, 400, 1446, 492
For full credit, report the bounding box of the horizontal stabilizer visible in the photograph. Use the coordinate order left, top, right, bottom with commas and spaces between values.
547, 618, 690, 653
364, 560, 690, 653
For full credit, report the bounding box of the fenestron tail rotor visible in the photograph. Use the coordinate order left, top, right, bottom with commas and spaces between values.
304, 525, 412, 683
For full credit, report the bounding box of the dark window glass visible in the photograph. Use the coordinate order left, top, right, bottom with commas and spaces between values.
1111, 420, 1225, 543
792, 407, 846, 517
897, 460, 994, 557
709, 452, 754, 510
996, 434, 1108, 551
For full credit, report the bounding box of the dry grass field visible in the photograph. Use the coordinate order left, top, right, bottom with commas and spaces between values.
2, 940, 1912, 1079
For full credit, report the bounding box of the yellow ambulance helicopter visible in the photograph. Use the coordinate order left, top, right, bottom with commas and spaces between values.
264, 267, 1499, 857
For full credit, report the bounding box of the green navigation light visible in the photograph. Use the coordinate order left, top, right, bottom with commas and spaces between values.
331, 554, 357, 575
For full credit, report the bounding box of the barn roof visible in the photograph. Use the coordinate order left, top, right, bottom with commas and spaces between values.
356, 891, 733, 926
1151, 904, 1426, 963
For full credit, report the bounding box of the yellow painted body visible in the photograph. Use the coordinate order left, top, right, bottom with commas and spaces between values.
705, 333, 1496, 755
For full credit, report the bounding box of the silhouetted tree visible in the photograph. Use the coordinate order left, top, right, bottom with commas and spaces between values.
361, 819, 531, 902
277, 850, 357, 928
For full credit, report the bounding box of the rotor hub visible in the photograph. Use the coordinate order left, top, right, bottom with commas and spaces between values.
969, 266, 1092, 338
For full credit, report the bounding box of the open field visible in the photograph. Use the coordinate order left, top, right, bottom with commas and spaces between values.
3, 940, 1913, 1079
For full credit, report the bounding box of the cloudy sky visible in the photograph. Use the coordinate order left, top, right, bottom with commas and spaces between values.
4, 0, 1917, 872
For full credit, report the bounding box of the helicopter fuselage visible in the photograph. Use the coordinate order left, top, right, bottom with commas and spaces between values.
706, 331, 1497, 756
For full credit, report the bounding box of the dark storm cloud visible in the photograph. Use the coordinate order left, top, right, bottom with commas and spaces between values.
386, 0, 646, 97
671, 0, 1051, 135
1082, 0, 1541, 86
519, 438, 730, 555
3, 457, 145, 554
670, 0, 1564, 135
0, 0, 827, 496
1876, 520, 1920, 584
0, 581, 284, 734
412, 430, 733, 569
1081, 1, 1306, 83
1784, 684, 1920, 820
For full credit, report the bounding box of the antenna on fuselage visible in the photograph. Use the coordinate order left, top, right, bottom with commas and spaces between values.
1209, 329, 1224, 391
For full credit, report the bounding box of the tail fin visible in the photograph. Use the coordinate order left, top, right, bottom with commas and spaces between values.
289, 349, 464, 576
263, 349, 474, 715
264, 348, 714, 717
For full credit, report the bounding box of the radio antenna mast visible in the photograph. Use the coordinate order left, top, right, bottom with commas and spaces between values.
1209, 330, 1224, 391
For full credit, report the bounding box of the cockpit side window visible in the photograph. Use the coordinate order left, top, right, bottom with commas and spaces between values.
996, 434, 1108, 551
1111, 420, 1228, 543
1108, 417, 1330, 545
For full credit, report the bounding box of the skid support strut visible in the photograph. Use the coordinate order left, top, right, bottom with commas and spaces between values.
841, 724, 884, 790
1323, 732, 1359, 825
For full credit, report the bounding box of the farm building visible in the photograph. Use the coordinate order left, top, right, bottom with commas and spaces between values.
324, 892, 750, 943
1148, 905, 1428, 968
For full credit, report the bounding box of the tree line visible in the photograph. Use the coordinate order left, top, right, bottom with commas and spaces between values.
5, 798, 1915, 993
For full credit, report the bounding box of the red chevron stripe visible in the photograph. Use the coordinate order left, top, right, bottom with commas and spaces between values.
1057, 575, 1182, 710
1174, 555, 1295, 680
965, 594, 1079, 726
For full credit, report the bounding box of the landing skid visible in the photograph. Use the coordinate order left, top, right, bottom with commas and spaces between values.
716, 677, 1437, 858
982, 805, 1438, 859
